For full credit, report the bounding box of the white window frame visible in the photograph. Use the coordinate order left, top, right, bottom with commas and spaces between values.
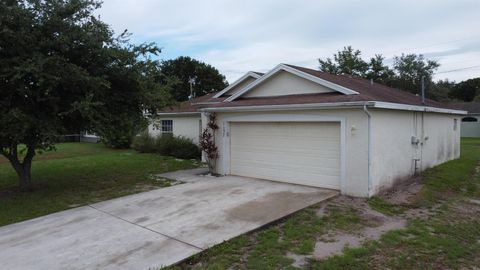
161, 120, 173, 134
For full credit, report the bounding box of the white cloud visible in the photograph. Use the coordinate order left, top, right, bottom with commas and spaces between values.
98, 0, 480, 82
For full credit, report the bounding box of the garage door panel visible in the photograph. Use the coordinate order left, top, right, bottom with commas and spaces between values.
231, 140, 340, 151
230, 155, 340, 168
231, 165, 340, 189
230, 122, 341, 189
230, 147, 340, 159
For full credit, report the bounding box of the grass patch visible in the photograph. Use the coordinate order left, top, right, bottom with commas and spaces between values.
367, 197, 406, 216
0, 143, 198, 226
309, 138, 480, 269
413, 138, 480, 206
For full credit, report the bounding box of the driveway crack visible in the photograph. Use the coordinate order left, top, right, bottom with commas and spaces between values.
88, 205, 204, 251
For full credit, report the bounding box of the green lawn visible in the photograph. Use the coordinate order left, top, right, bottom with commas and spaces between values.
166, 138, 480, 270
0, 143, 198, 226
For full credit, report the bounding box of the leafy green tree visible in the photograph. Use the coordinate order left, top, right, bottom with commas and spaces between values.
319, 46, 369, 77
365, 54, 395, 84
391, 54, 440, 95
449, 78, 480, 102
430, 79, 455, 102
160, 56, 228, 101
0, 0, 171, 189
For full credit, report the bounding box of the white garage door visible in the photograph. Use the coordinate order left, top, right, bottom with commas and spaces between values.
230, 122, 341, 189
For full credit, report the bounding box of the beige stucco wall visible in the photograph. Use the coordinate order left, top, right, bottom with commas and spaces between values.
223, 76, 257, 96
370, 109, 461, 194
205, 109, 370, 197
243, 71, 335, 98
461, 115, 480, 137
149, 115, 201, 144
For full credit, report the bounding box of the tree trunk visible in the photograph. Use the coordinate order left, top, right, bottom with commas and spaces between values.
2, 145, 35, 191
14, 160, 33, 191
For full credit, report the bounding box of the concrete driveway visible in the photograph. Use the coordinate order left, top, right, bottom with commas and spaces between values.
0, 169, 337, 270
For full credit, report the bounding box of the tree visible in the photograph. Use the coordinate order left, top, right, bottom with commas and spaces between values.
391, 54, 440, 95
319, 46, 369, 77
430, 79, 455, 102
317, 46, 480, 102
449, 78, 480, 102
365, 54, 395, 84
160, 56, 228, 101
0, 0, 172, 189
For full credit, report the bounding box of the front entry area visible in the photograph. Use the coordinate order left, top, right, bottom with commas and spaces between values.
229, 121, 341, 190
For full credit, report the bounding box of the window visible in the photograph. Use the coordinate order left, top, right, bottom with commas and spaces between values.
462, 116, 478, 122
454, 119, 458, 131
161, 120, 173, 133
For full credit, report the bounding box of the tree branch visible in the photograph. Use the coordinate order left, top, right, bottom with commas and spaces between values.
23, 144, 36, 164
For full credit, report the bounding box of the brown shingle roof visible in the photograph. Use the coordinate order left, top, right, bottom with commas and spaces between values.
286, 65, 446, 108
158, 92, 218, 113
449, 102, 480, 114
159, 65, 458, 113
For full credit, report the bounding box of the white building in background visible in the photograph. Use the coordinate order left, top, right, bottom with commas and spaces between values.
451, 102, 480, 137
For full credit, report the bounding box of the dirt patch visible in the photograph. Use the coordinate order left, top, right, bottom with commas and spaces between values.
313, 198, 407, 260
379, 175, 424, 205
286, 252, 308, 268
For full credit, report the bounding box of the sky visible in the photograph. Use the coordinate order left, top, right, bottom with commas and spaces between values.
98, 0, 480, 83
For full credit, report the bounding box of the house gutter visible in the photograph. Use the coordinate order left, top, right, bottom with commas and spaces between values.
200, 101, 467, 115
149, 112, 201, 117
363, 104, 373, 197
200, 101, 373, 112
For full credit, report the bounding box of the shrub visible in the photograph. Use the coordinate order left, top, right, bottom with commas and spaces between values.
99, 118, 144, 149
155, 133, 175, 154
131, 131, 156, 153
131, 132, 201, 159
170, 136, 202, 159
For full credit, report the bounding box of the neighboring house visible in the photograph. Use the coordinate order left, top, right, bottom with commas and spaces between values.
192, 64, 465, 197
148, 71, 263, 144
450, 102, 480, 137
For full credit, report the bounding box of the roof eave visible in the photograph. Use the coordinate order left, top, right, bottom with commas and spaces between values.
199, 101, 467, 115
212, 71, 262, 98
152, 112, 201, 117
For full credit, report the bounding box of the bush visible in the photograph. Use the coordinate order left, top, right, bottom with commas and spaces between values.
131, 132, 201, 159
170, 136, 202, 159
131, 131, 156, 153
155, 133, 175, 155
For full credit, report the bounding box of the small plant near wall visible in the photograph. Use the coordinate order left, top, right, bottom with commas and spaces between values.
200, 113, 219, 174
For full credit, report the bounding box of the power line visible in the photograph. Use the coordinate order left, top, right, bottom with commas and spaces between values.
383, 35, 480, 57
434, 65, 480, 75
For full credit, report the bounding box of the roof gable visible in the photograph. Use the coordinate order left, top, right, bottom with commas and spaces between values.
213, 71, 262, 98
243, 70, 336, 98
225, 64, 358, 102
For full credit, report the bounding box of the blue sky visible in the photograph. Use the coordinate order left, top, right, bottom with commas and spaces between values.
98, 0, 480, 83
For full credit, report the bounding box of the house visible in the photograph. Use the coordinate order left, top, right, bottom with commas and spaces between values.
450, 102, 480, 137
148, 71, 263, 144
197, 64, 465, 197
148, 97, 203, 144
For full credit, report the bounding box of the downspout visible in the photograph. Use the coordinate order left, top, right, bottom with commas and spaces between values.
363, 104, 373, 197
